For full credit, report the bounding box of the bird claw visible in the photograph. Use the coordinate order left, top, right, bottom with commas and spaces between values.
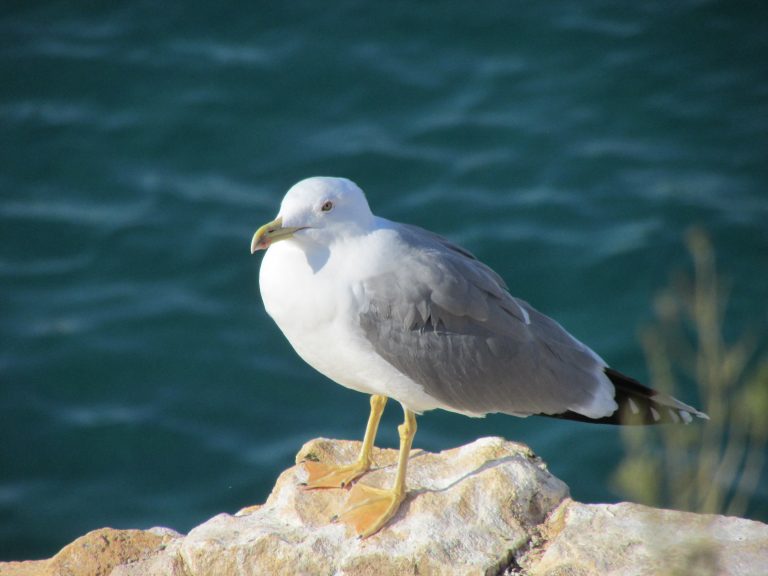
301, 459, 370, 490
334, 482, 405, 538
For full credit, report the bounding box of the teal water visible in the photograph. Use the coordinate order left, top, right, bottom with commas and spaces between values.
2, 1, 767, 560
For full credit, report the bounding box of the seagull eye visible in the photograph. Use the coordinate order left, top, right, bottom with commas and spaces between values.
320, 200, 334, 213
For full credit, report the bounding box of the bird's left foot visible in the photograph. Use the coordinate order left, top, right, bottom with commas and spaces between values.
333, 482, 405, 538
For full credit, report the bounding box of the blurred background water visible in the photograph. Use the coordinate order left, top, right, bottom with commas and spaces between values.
1, 1, 767, 561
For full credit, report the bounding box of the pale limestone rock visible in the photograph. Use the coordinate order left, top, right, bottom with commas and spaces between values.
2, 437, 767, 576
0, 561, 47, 576
523, 499, 768, 576
0, 527, 181, 576
110, 538, 187, 576
175, 436, 568, 576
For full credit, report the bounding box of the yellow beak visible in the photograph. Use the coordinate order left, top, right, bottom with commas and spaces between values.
250, 217, 306, 253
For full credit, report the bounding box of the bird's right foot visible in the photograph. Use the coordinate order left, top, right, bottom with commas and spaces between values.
301, 459, 371, 489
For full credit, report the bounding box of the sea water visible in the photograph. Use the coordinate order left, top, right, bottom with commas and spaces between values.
1, 1, 766, 560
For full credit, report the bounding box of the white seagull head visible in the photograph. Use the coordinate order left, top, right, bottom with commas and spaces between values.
251, 177, 374, 252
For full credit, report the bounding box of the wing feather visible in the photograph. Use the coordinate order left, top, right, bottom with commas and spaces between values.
358, 223, 618, 418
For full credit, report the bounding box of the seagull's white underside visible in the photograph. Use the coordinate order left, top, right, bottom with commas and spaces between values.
260, 220, 453, 414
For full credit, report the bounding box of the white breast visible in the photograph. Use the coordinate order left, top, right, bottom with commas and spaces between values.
258, 234, 442, 412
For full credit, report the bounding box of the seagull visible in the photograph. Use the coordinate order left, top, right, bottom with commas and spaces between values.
250, 176, 708, 537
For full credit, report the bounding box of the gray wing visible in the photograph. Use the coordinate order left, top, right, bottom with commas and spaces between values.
358, 223, 617, 418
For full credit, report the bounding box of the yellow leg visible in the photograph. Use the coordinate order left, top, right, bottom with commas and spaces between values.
302, 394, 388, 489
335, 406, 417, 538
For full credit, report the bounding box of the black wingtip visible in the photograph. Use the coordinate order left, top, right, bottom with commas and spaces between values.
548, 367, 708, 426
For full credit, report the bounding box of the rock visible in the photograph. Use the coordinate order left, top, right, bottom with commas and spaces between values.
0, 527, 181, 576
2, 437, 767, 576
0, 561, 47, 576
523, 500, 768, 576
175, 437, 567, 576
